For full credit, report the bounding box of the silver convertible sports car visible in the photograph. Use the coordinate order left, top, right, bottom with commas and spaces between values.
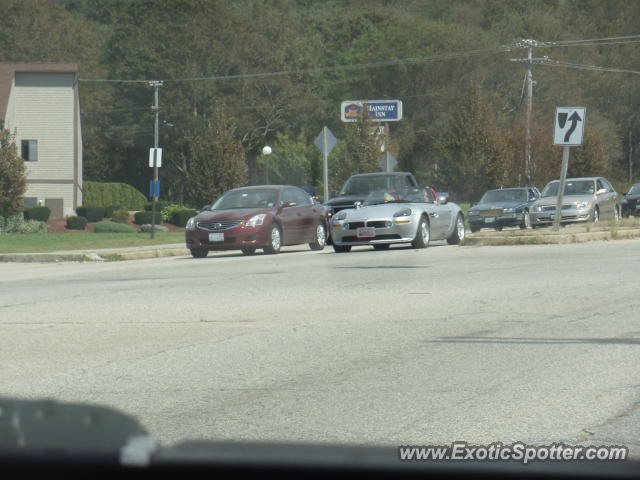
329, 187, 466, 252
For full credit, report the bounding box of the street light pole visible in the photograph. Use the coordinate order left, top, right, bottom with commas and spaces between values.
525, 45, 533, 184
149, 80, 162, 239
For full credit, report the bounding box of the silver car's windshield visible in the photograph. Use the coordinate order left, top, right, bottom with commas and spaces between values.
542, 180, 595, 197
362, 187, 427, 206
210, 190, 277, 210
480, 189, 527, 203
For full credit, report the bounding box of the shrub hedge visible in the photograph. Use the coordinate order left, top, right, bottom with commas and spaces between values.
83, 181, 146, 211
111, 210, 130, 224
103, 205, 123, 217
134, 210, 162, 225
94, 221, 136, 233
144, 200, 172, 212
76, 206, 105, 223
23, 206, 51, 222
66, 216, 88, 230
0, 215, 47, 234
169, 208, 198, 227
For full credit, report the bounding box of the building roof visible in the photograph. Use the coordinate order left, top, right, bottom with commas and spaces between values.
0, 62, 78, 123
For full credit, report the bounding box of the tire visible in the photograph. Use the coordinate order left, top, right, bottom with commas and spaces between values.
494, 226, 503, 231
447, 213, 465, 245
470, 225, 480, 233
411, 216, 430, 249
263, 224, 282, 254
591, 207, 599, 223
190, 248, 208, 258
614, 206, 621, 222
373, 244, 390, 250
241, 247, 256, 255
333, 244, 351, 253
309, 223, 326, 251
520, 210, 531, 230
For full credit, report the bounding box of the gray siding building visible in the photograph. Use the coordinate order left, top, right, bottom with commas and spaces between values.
0, 63, 82, 218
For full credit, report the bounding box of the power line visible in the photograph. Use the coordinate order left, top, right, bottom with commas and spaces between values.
78, 45, 514, 84
537, 58, 640, 75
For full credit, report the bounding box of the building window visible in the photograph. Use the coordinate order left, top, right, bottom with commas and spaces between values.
23, 197, 38, 207
21, 140, 38, 161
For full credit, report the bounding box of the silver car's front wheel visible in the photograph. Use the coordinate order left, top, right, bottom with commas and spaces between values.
447, 213, 465, 245
411, 216, 430, 249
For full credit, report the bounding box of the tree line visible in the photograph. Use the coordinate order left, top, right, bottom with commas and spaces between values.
1, 0, 639, 204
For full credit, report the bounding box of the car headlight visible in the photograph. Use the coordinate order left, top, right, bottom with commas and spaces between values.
574, 201, 592, 210
246, 214, 267, 227
502, 208, 515, 214
333, 211, 347, 221
532, 206, 543, 212
469, 209, 478, 216
393, 208, 412, 217
186, 217, 196, 230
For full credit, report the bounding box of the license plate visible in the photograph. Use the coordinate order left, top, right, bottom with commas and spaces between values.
356, 227, 376, 238
484, 217, 495, 223
208, 232, 224, 242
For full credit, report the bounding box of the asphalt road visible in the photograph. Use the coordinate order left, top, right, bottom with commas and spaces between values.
1, 240, 640, 456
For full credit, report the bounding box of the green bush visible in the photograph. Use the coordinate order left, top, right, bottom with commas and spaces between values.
0, 215, 47, 234
111, 210, 130, 224
144, 200, 172, 212
23, 206, 51, 222
134, 210, 163, 225
103, 205, 123, 217
160, 203, 185, 222
66, 216, 88, 230
94, 221, 136, 233
169, 208, 198, 227
83, 181, 146, 211
76, 206, 105, 222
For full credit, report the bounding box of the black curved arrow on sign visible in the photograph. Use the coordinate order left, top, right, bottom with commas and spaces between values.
564, 112, 582, 142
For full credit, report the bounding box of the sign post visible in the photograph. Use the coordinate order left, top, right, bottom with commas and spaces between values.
314, 126, 337, 202
552, 107, 586, 231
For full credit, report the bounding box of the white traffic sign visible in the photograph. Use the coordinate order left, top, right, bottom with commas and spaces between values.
554, 107, 586, 146
149, 148, 163, 168
314, 127, 337, 155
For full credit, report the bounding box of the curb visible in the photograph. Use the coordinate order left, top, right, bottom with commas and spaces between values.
464, 227, 640, 246
0, 246, 190, 263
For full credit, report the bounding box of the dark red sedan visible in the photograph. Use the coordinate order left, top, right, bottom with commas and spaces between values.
185, 185, 328, 258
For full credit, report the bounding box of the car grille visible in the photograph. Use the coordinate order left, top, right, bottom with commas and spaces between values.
345, 220, 388, 230
197, 220, 242, 231
541, 205, 572, 211
479, 209, 502, 216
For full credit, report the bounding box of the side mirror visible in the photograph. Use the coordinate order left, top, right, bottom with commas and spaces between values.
200, 204, 210, 211
596, 188, 607, 195
437, 193, 449, 205
354, 201, 362, 209
281, 201, 297, 208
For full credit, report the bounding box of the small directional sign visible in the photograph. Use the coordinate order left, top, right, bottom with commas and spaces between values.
554, 107, 586, 146
149, 180, 160, 198
149, 148, 163, 167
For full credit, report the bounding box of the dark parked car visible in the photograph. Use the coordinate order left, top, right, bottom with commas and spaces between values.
468, 187, 541, 232
185, 186, 328, 258
622, 183, 640, 217
324, 172, 420, 215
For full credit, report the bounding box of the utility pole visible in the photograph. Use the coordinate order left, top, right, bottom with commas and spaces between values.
510, 39, 548, 186
149, 80, 163, 239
